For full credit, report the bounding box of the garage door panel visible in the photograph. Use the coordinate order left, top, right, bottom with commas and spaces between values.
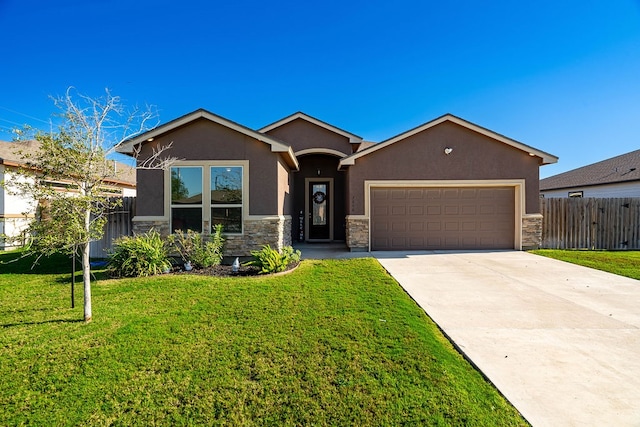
391, 190, 406, 199
372, 189, 387, 199
426, 189, 442, 199
445, 222, 459, 231
371, 186, 515, 250
479, 205, 497, 214
427, 206, 441, 215
409, 237, 424, 246
427, 222, 441, 231
409, 222, 424, 231
409, 206, 424, 215
373, 205, 389, 216
444, 205, 459, 215
461, 222, 477, 231
391, 222, 406, 232
391, 205, 406, 215
443, 189, 460, 198
460, 189, 477, 198
461, 205, 477, 215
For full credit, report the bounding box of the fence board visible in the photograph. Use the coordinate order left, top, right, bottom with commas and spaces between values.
90, 197, 136, 257
541, 197, 640, 249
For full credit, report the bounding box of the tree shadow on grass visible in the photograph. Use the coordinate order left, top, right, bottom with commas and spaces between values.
54, 269, 109, 284
1, 318, 84, 328
0, 252, 75, 275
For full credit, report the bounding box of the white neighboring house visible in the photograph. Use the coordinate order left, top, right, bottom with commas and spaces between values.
0, 140, 137, 250
540, 149, 640, 198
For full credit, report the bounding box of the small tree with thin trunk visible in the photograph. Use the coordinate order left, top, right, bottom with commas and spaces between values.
4, 87, 172, 322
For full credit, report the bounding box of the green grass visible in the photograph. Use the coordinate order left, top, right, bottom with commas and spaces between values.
531, 249, 640, 280
0, 251, 526, 426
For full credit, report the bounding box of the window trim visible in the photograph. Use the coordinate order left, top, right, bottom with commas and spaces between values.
165, 160, 248, 235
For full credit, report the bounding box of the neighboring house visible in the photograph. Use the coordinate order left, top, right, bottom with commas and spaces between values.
118, 109, 557, 254
0, 140, 136, 250
540, 149, 640, 198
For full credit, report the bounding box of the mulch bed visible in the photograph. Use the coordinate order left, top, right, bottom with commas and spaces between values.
171, 262, 299, 277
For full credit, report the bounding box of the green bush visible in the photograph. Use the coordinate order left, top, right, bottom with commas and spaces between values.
167, 225, 224, 269
246, 244, 301, 274
107, 230, 171, 277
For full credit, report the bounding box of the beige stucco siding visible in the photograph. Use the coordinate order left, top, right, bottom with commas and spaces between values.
264, 118, 352, 155
136, 118, 283, 216
347, 121, 541, 215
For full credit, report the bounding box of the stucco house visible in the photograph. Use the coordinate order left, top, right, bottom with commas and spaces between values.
0, 140, 136, 250
540, 149, 640, 198
118, 110, 557, 254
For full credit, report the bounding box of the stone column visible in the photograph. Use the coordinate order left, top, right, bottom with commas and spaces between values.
346, 216, 369, 252
522, 214, 543, 250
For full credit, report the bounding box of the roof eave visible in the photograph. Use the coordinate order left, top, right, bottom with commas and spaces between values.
338, 114, 558, 167
259, 112, 363, 143
116, 109, 299, 169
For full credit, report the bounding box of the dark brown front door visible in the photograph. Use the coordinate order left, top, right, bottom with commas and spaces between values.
308, 181, 331, 240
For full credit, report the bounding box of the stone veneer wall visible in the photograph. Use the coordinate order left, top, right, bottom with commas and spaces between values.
219, 216, 292, 256
522, 214, 543, 250
132, 216, 291, 256
346, 217, 369, 251
132, 218, 171, 237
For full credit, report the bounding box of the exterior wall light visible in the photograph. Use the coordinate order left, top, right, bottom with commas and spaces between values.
444, 147, 453, 155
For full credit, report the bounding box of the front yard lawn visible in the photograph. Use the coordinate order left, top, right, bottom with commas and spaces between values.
531, 249, 640, 280
0, 252, 526, 426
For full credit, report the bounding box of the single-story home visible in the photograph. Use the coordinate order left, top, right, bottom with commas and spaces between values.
118, 110, 557, 254
0, 140, 136, 250
540, 149, 640, 198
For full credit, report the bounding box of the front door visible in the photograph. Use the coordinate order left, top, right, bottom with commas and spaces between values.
307, 180, 332, 240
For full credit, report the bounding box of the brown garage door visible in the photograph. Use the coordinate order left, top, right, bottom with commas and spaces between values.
371, 187, 515, 250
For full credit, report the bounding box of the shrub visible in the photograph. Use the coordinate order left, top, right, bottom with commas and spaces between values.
107, 230, 171, 277
247, 245, 301, 274
167, 225, 224, 269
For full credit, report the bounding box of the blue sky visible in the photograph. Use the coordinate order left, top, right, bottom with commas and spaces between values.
1, 0, 639, 178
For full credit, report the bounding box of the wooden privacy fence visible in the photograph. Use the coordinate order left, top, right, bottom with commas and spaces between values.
540, 197, 640, 250
90, 197, 136, 257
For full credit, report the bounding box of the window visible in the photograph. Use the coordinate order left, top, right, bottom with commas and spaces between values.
169, 164, 244, 234
171, 166, 203, 232
211, 166, 243, 233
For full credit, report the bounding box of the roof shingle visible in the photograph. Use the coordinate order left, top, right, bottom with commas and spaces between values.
540, 149, 640, 190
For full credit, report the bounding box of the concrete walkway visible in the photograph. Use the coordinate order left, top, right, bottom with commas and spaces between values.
374, 250, 640, 426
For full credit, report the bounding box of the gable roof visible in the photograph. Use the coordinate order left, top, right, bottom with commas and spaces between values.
0, 140, 136, 186
116, 109, 299, 170
540, 149, 640, 191
338, 114, 558, 168
259, 112, 363, 143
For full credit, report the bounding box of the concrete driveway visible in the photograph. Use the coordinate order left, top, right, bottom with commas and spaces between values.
374, 250, 640, 427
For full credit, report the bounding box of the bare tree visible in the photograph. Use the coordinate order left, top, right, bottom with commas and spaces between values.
5, 87, 173, 322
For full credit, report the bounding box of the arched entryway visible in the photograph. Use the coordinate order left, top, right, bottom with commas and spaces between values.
292, 153, 346, 243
